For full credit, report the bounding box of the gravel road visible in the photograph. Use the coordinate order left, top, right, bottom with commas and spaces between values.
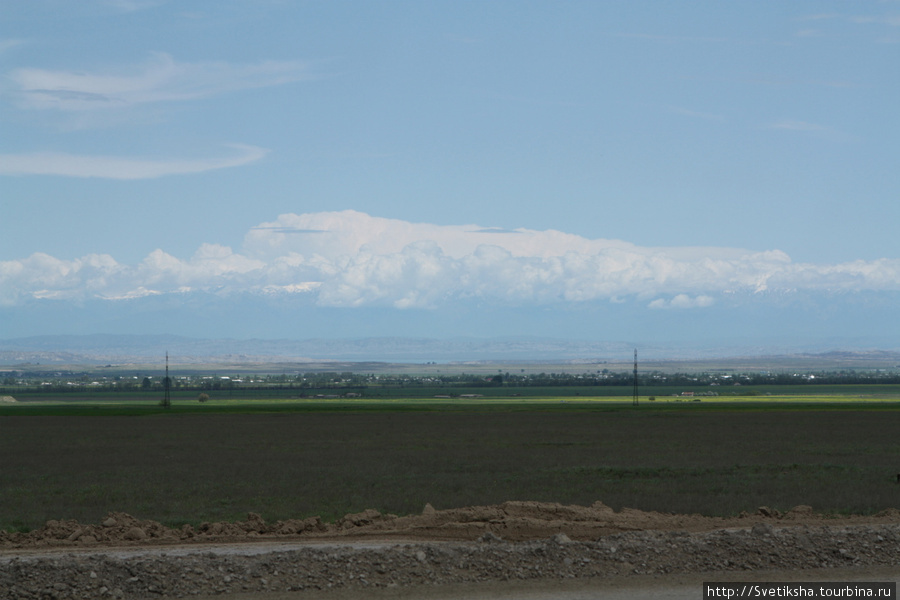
4, 523, 900, 599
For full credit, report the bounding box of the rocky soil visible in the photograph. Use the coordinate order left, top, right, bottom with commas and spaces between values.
3, 502, 900, 599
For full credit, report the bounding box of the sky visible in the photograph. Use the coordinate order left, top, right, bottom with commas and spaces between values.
1, 1, 899, 351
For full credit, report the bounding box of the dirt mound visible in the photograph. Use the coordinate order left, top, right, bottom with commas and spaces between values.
0, 512, 185, 548
0, 396, 15, 403
4, 502, 900, 550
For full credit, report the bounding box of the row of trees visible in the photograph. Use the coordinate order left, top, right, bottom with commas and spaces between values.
4, 368, 900, 395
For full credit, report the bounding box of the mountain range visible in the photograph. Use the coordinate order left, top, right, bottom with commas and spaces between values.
2, 334, 900, 369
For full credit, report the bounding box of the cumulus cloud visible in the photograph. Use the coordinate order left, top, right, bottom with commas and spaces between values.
0, 252, 123, 305
136, 244, 266, 287
9, 52, 309, 111
245, 210, 644, 260
0, 144, 267, 179
649, 294, 716, 309
3, 211, 900, 309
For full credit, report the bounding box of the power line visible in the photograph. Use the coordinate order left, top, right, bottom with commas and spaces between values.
161, 351, 171, 409
632, 348, 639, 407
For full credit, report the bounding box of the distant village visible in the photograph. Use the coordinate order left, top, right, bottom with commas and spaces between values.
2, 366, 899, 397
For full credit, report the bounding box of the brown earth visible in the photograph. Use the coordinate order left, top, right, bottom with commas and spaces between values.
5, 503, 900, 599
3, 501, 900, 549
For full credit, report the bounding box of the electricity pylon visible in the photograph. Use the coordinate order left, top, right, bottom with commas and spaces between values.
632, 349, 639, 406
161, 351, 171, 409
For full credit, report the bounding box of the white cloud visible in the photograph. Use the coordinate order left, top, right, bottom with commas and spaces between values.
851, 15, 900, 27
0, 39, 25, 55
798, 12, 900, 27
9, 52, 309, 111
797, 14, 840, 22
100, 287, 163, 301
102, 0, 169, 12
4, 211, 900, 310
245, 210, 643, 261
613, 33, 732, 44
666, 105, 725, 122
649, 294, 715, 309
0, 144, 268, 179
770, 120, 827, 132
136, 245, 266, 288
0, 252, 123, 306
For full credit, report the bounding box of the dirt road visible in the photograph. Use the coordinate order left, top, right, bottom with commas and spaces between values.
4, 502, 900, 598
199, 568, 900, 600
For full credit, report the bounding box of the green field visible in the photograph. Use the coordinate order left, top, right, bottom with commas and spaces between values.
2, 390, 899, 415
3, 396, 900, 533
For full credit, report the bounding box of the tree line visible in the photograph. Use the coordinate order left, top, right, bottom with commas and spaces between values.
4, 368, 900, 395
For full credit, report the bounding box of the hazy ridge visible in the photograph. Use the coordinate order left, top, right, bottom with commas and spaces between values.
2, 334, 900, 370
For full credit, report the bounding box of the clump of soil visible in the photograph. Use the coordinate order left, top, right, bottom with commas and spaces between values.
4, 501, 900, 549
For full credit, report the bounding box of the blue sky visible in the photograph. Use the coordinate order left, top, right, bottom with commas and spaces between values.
1, 1, 899, 350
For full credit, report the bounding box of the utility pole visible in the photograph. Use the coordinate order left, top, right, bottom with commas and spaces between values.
161, 351, 171, 409
632, 349, 639, 406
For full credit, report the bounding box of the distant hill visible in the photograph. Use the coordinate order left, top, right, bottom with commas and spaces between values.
0, 334, 641, 364
2, 334, 900, 370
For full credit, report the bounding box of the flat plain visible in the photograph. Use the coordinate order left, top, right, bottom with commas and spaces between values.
2, 400, 899, 532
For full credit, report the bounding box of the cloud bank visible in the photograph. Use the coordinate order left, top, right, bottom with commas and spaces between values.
3, 211, 900, 309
